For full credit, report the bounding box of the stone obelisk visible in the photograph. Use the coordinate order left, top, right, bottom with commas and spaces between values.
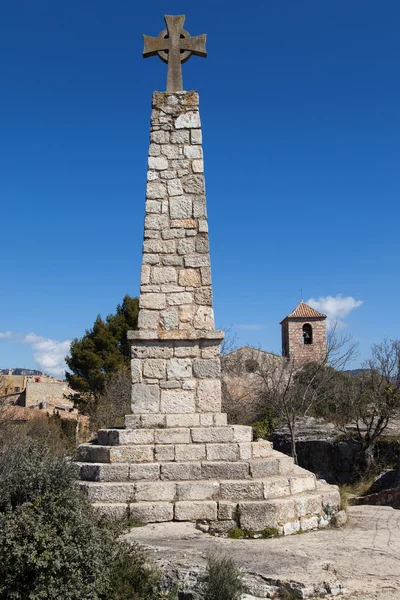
77, 15, 341, 535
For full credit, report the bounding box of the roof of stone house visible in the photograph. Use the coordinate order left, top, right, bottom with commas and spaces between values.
280, 301, 327, 323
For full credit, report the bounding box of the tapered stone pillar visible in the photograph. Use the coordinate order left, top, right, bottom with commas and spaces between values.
127, 91, 225, 426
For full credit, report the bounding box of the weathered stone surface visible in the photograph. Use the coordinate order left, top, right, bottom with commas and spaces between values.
167, 358, 192, 380
170, 196, 193, 219
175, 443, 206, 461
161, 462, 202, 481
143, 359, 166, 380
129, 502, 173, 523
193, 358, 221, 379
220, 481, 264, 501
201, 462, 249, 480
239, 501, 278, 530
160, 390, 195, 413
196, 379, 221, 412
131, 384, 159, 414
155, 428, 191, 445
79, 463, 129, 482
175, 501, 217, 521
176, 482, 219, 501
135, 482, 176, 502
175, 111, 200, 129
129, 464, 160, 481
155, 445, 175, 462
191, 427, 233, 444
206, 443, 239, 462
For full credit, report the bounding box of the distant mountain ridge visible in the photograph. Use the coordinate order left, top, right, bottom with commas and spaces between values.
0, 368, 42, 376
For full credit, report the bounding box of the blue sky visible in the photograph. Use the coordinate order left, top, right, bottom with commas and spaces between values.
1, 1, 399, 375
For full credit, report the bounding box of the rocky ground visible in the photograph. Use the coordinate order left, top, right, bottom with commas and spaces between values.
127, 505, 400, 599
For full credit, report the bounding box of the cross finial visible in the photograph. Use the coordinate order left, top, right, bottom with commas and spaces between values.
143, 15, 207, 92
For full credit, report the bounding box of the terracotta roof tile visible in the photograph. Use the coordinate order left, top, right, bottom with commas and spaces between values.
281, 301, 327, 322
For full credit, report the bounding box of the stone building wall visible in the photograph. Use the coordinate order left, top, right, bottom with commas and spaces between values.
282, 318, 327, 364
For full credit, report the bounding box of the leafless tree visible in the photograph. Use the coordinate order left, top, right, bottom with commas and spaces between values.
90, 367, 131, 431
252, 322, 358, 463
334, 339, 400, 472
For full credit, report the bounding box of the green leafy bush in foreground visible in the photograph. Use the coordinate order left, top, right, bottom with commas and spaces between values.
204, 555, 243, 600
0, 435, 170, 600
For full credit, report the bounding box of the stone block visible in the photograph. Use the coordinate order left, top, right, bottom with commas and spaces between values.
218, 501, 238, 521
196, 379, 221, 412
200, 340, 220, 358
81, 482, 136, 503
214, 413, 228, 426
139, 293, 166, 310
146, 181, 167, 199
238, 443, 252, 460
191, 427, 233, 444
179, 305, 197, 325
283, 520, 301, 536
155, 428, 191, 445
138, 310, 159, 330
145, 214, 169, 230
119, 429, 155, 445
135, 482, 176, 502
129, 502, 173, 523
151, 130, 169, 144
167, 292, 193, 306
192, 159, 204, 173
182, 175, 204, 194
161, 462, 202, 481
155, 445, 175, 462
170, 196, 193, 219
194, 306, 214, 330
231, 425, 252, 443
295, 494, 323, 517
148, 156, 168, 170
129, 464, 160, 481
79, 463, 129, 482
206, 443, 239, 462
175, 444, 206, 461
162, 255, 183, 266
166, 413, 200, 427
160, 307, 179, 330
177, 237, 195, 255
167, 178, 183, 196
146, 343, 174, 359
160, 389, 195, 413
263, 477, 291, 499
251, 441, 273, 459
290, 475, 316, 494
249, 459, 280, 478
161, 144, 180, 159
131, 383, 160, 414
151, 267, 177, 284
190, 129, 202, 144
145, 200, 161, 213
278, 457, 295, 475
167, 358, 192, 380
201, 462, 249, 480
220, 481, 264, 501
178, 268, 201, 287
238, 501, 278, 531
300, 515, 319, 532
139, 414, 166, 428
175, 112, 200, 129
193, 358, 221, 379
176, 482, 219, 501
182, 380, 196, 389
184, 255, 210, 268
170, 130, 190, 144
200, 414, 213, 426
267, 498, 297, 524
143, 359, 166, 380
175, 501, 217, 521
109, 446, 154, 463
320, 488, 341, 511
174, 342, 199, 358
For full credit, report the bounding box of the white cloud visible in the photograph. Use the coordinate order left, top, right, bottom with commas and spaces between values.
233, 324, 264, 330
0, 331, 12, 339
23, 333, 71, 378
307, 294, 363, 328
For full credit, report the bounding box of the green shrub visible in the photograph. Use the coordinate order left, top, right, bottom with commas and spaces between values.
204, 555, 243, 600
227, 527, 245, 539
261, 526, 280, 538
0, 436, 170, 600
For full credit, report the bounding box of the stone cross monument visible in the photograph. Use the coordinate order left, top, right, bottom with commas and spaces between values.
77, 15, 341, 534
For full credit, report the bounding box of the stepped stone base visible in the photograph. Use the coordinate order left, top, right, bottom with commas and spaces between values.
77, 422, 341, 535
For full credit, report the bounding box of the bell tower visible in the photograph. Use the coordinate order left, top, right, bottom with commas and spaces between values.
280, 301, 327, 364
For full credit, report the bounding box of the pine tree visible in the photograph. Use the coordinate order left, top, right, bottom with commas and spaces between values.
65, 295, 138, 415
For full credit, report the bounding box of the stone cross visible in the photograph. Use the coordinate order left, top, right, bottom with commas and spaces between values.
143, 15, 207, 92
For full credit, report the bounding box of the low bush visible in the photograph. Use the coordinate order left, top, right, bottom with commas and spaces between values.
0, 435, 172, 600
203, 555, 243, 600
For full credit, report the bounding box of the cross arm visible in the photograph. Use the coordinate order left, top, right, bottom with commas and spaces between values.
143, 35, 169, 57
179, 34, 207, 57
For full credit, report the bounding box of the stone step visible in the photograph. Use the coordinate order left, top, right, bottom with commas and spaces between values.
78, 453, 294, 482
92, 487, 341, 533
97, 424, 253, 446
80, 473, 316, 503
125, 412, 228, 429
76, 439, 273, 464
